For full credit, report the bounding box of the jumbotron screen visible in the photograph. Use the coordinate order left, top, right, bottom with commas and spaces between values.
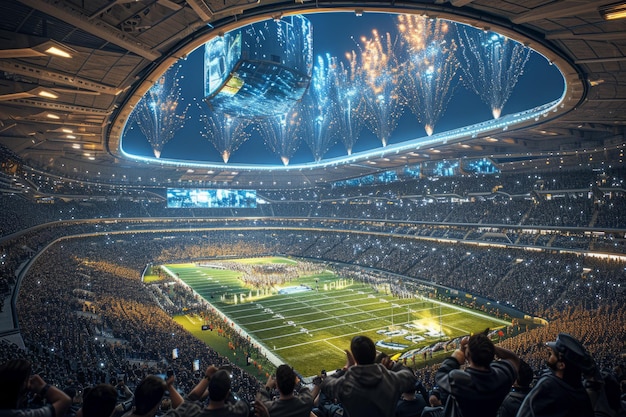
166, 188, 257, 208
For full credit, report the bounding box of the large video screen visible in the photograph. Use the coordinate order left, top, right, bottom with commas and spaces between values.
166, 188, 257, 208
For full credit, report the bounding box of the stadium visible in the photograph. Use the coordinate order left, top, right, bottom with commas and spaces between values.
0, 0, 625, 415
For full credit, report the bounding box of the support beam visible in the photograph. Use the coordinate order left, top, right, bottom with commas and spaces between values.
586, 98, 626, 102
512, 1, 611, 24
18, 0, 161, 61
450, 0, 476, 7
1, 98, 111, 115
0, 61, 120, 95
575, 56, 626, 64
546, 31, 626, 41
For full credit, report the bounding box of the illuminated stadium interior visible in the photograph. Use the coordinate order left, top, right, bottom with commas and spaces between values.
0, 1, 625, 411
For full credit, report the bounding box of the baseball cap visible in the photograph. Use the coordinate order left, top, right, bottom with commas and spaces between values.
546, 333, 595, 373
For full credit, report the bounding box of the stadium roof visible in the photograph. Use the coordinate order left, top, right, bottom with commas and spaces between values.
0, 0, 625, 189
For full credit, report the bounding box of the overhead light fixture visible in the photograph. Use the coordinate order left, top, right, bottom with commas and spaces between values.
0, 87, 58, 101
599, 2, 626, 20
46, 113, 60, 119
30, 40, 76, 58
45, 46, 71, 58
37, 90, 58, 99
0, 39, 75, 59
34, 40, 76, 58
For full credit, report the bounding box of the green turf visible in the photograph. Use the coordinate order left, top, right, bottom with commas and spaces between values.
230, 256, 298, 265
173, 314, 275, 378
143, 274, 163, 283
165, 260, 509, 376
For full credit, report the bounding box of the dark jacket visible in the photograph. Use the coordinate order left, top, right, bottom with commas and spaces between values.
435, 356, 517, 417
516, 372, 594, 417
421, 406, 444, 417
322, 363, 416, 417
497, 387, 530, 417
257, 386, 314, 417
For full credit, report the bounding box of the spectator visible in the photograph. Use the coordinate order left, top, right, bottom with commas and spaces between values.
0, 358, 71, 417
517, 333, 595, 417
321, 335, 416, 417
257, 364, 314, 417
166, 366, 250, 417
496, 359, 533, 417
80, 384, 118, 417
395, 383, 427, 417
420, 390, 444, 417
435, 331, 519, 417
121, 375, 183, 417
63, 386, 82, 417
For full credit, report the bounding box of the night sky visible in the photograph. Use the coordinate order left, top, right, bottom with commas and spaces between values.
121, 12, 564, 166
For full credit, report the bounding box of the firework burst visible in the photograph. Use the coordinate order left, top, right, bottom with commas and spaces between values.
357, 29, 405, 147
132, 64, 190, 158
198, 104, 252, 164
457, 24, 531, 119
255, 102, 305, 166
398, 15, 460, 136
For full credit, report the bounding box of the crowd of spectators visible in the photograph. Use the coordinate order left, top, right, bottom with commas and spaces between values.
5, 238, 269, 402
1, 162, 625, 417
2, 167, 626, 236
0, 228, 623, 416
2, 223, 625, 318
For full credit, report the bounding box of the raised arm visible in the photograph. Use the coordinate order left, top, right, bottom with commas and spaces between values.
29, 374, 71, 417
188, 365, 219, 401
494, 345, 520, 373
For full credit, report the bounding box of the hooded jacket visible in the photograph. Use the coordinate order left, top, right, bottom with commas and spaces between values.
435, 356, 517, 417
516, 372, 594, 417
321, 363, 416, 417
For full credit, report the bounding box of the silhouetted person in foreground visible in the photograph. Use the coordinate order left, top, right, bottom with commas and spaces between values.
321, 335, 416, 417
0, 358, 71, 417
435, 330, 519, 417
517, 333, 597, 417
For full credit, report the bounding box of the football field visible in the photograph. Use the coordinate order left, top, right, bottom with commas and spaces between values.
164, 258, 509, 376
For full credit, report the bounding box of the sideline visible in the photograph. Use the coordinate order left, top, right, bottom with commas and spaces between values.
160, 265, 284, 368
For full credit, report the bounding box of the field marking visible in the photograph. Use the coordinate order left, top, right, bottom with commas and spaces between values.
323, 339, 348, 355
257, 301, 450, 342
183, 314, 201, 325
224, 288, 480, 343
250, 296, 495, 348
239, 291, 397, 328
239, 300, 419, 324
168, 262, 511, 357
242, 303, 435, 333
273, 320, 435, 352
